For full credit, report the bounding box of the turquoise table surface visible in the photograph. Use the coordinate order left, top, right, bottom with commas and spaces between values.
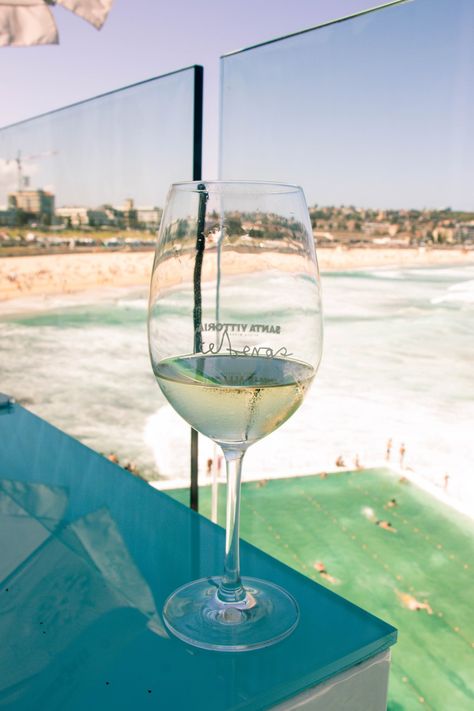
0, 402, 396, 710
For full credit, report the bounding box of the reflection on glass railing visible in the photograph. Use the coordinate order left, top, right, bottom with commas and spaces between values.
0, 67, 201, 254
0, 68, 202, 494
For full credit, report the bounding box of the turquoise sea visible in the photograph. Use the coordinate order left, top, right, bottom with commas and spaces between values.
1, 263, 473, 513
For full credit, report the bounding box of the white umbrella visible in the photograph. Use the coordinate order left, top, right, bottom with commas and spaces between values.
0, 0, 113, 47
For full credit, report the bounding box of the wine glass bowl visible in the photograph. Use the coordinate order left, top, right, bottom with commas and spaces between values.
148, 181, 322, 651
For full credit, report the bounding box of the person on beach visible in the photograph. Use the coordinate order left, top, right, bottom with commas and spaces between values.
399, 442, 406, 468
443, 473, 450, 492
313, 561, 339, 585
206, 458, 213, 476
335, 455, 345, 467
354, 454, 363, 469
124, 461, 139, 475
386, 438, 392, 461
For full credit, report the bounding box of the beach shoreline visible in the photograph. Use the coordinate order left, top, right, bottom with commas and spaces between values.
1, 246, 473, 305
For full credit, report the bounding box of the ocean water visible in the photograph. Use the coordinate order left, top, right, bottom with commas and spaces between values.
1, 264, 473, 511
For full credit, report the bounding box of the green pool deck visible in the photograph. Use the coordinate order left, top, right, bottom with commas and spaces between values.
169, 468, 474, 711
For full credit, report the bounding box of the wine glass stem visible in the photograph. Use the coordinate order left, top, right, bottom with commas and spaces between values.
217, 447, 247, 604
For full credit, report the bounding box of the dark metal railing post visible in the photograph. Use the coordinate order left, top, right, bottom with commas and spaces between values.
190, 65, 204, 512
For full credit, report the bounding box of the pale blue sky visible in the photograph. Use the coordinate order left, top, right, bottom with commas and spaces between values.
221, 0, 474, 209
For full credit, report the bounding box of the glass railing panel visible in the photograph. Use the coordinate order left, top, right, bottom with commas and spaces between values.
0, 67, 203, 504
221, 0, 473, 208
219, 1, 474, 709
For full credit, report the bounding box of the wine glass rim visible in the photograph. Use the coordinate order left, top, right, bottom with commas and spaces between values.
171, 180, 303, 195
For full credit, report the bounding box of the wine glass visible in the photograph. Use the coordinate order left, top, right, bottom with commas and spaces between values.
148, 181, 322, 651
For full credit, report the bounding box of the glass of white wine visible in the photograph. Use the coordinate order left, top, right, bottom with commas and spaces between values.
148, 181, 323, 651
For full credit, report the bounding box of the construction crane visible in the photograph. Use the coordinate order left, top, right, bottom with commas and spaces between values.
8, 149, 58, 192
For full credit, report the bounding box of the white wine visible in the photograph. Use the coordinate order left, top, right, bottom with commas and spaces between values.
154, 354, 314, 446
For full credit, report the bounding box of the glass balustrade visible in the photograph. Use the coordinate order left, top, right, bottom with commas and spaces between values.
0, 66, 203, 505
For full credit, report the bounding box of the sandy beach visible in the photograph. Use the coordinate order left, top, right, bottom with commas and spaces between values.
0, 251, 155, 303
1, 247, 473, 303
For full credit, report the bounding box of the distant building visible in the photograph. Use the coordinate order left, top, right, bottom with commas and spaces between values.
456, 222, 474, 243
55, 206, 89, 227
56, 205, 122, 228
122, 198, 137, 228
116, 200, 161, 229
135, 207, 162, 229
0, 207, 16, 226
7, 189, 55, 224
432, 226, 456, 244
54, 199, 161, 231
362, 221, 395, 236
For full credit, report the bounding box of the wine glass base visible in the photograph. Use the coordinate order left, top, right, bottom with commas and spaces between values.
162, 576, 299, 652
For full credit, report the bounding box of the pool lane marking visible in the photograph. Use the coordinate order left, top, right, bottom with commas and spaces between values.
392, 660, 434, 710
249, 496, 437, 711
343, 477, 472, 570
243, 484, 474, 649
292, 486, 474, 650
246, 504, 328, 585
298, 486, 474, 649
349, 480, 467, 564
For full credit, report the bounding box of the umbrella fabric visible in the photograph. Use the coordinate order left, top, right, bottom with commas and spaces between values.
55, 0, 113, 30
0, 1, 58, 47
0, 0, 113, 47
